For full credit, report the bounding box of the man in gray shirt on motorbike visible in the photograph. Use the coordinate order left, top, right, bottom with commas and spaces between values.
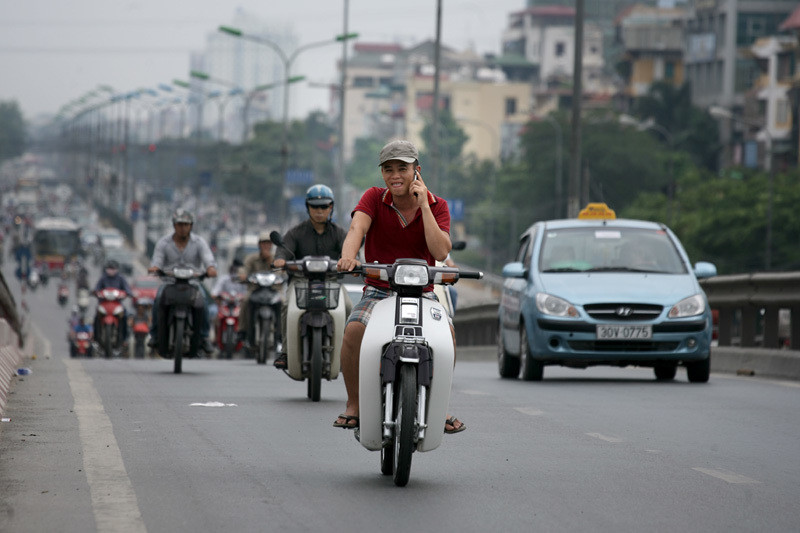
147, 208, 218, 354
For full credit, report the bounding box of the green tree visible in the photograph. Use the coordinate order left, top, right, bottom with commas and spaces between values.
0, 100, 26, 161
632, 81, 720, 171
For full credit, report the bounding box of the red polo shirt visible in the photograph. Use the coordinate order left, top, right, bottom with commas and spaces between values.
353, 187, 451, 289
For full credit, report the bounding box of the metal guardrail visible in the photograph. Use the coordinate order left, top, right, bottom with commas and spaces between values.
699, 273, 800, 350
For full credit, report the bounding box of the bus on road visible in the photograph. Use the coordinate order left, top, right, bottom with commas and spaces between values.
32, 217, 82, 273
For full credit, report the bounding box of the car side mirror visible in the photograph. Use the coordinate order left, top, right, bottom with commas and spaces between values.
502, 262, 527, 279
694, 261, 717, 279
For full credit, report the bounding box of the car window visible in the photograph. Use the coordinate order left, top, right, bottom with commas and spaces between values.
516, 234, 531, 268
539, 227, 687, 274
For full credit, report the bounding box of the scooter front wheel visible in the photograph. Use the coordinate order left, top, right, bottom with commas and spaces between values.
173, 320, 184, 374
393, 364, 417, 487
307, 328, 323, 401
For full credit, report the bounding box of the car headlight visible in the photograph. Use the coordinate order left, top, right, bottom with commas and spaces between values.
535, 293, 579, 318
668, 294, 706, 318
394, 264, 429, 286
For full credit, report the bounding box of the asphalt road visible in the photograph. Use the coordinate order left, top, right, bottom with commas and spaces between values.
1, 264, 800, 533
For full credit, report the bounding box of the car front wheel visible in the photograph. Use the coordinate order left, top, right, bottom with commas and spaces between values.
519, 324, 543, 381
497, 323, 521, 379
686, 355, 710, 383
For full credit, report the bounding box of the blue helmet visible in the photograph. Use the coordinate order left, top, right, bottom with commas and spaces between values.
305, 184, 334, 208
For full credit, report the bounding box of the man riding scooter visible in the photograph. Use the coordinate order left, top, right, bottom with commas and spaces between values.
272, 184, 349, 369
147, 208, 218, 354
237, 231, 282, 357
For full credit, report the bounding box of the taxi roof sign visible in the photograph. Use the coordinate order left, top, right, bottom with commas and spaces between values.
578, 202, 616, 220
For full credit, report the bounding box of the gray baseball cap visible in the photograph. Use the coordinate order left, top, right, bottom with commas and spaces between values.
378, 140, 419, 166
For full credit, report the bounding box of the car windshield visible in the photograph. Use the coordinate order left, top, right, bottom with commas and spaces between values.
539, 227, 687, 274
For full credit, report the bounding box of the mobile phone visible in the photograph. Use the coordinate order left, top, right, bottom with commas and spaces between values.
413, 170, 419, 197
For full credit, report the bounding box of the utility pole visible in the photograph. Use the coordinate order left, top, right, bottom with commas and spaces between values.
567, 0, 584, 217
337, 0, 350, 222
430, 0, 442, 193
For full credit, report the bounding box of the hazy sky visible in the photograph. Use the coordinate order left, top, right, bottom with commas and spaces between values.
0, 0, 527, 121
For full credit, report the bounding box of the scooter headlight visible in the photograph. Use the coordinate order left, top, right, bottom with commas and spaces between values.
394, 265, 428, 287
173, 267, 194, 279
304, 259, 329, 273
253, 272, 277, 285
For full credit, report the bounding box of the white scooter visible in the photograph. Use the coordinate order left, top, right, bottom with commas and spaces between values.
270, 231, 347, 401
351, 258, 482, 486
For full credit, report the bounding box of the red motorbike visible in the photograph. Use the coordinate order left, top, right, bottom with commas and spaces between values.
131, 297, 153, 359
94, 288, 128, 359
57, 282, 70, 307
70, 330, 94, 358
216, 291, 243, 359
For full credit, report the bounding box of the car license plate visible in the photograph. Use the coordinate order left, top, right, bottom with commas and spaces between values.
596, 324, 652, 339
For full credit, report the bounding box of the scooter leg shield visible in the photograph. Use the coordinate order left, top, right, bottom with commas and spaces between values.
285, 284, 303, 380
416, 298, 455, 452
358, 298, 396, 451
327, 286, 348, 380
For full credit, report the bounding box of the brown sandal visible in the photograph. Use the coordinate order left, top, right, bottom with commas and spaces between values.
444, 416, 466, 434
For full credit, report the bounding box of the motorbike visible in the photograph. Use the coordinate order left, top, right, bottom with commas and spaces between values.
349, 258, 481, 486
274, 245, 348, 401
94, 288, 128, 359
70, 330, 94, 358
156, 267, 206, 374
26, 268, 39, 291
131, 297, 153, 359
215, 291, 243, 359
244, 270, 284, 365
57, 282, 70, 307
76, 287, 91, 317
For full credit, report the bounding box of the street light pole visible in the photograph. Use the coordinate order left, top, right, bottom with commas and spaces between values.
709, 105, 774, 269
219, 26, 358, 225
543, 115, 564, 218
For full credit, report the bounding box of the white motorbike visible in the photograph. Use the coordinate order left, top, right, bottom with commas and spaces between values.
350, 258, 482, 486
270, 231, 347, 401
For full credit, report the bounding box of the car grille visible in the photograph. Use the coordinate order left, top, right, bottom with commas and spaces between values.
583, 303, 663, 321
568, 340, 680, 352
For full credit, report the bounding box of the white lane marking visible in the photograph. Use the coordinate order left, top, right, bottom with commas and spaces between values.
189, 402, 238, 407
514, 407, 545, 416
30, 322, 51, 358
692, 467, 761, 484
65, 359, 147, 533
586, 432, 624, 443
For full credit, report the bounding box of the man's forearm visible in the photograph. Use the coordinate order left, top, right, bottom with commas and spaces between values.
421, 206, 450, 261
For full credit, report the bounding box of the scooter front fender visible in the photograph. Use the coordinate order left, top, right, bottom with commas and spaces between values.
286, 281, 347, 381
358, 296, 454, 452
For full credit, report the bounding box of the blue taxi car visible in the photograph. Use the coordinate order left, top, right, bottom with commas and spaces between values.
497, 203, 717, 382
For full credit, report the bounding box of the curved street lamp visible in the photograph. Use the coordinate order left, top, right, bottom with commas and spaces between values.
218, 25, 358, 223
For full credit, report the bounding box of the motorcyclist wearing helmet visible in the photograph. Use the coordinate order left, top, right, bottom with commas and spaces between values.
147, 208, 218, 353
272, 184, 349, 369
93, 258, 134, 344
